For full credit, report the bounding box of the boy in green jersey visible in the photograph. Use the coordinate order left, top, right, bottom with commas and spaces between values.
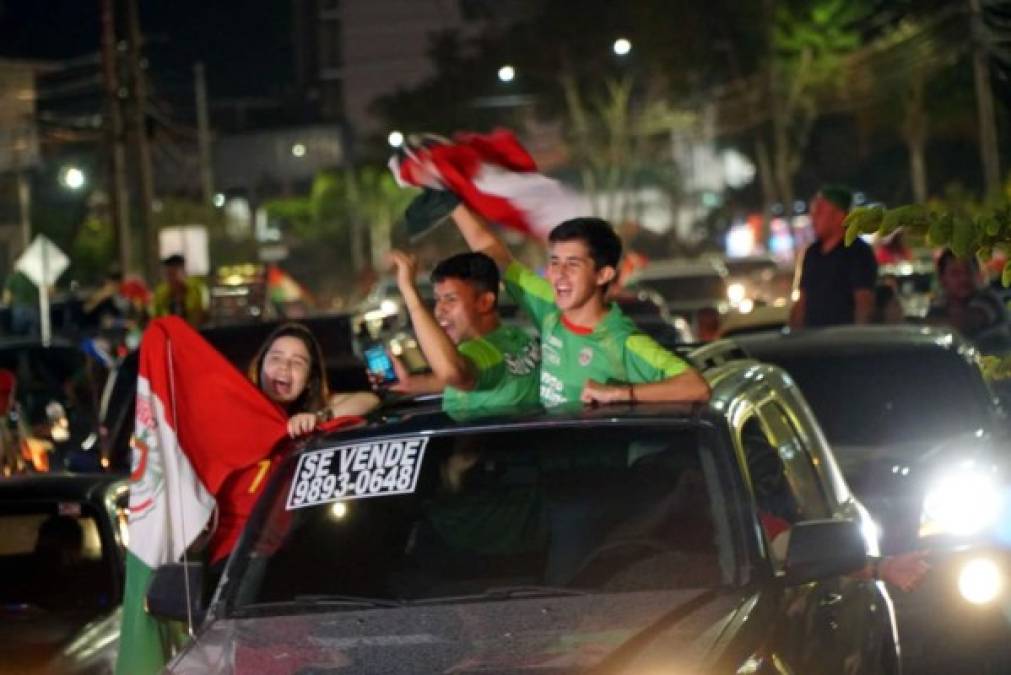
388, 249, 540, 413
448, 205, 710, 407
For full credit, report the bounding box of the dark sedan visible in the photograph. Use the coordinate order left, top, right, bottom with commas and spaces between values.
730, 325, 1011, 671
150, 355, 899, 674
0, 474, 129, 674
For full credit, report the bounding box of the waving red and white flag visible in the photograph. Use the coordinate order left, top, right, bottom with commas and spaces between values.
389, 129, 590, 239
117, 317, 288, 675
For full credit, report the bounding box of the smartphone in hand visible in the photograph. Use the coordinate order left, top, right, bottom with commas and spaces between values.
363, 344, 398, 385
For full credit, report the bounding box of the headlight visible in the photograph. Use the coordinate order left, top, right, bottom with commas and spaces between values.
958, 557, 1003, 605
727, 282, 747, 305
921, 465, 1002, 537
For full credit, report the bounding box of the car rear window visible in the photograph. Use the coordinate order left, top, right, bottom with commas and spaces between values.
228, 424, 740, 616
764, 349, 991, 446
0, 502, 116, 611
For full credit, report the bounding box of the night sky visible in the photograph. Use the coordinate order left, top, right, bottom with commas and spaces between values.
0, 0, 293, 99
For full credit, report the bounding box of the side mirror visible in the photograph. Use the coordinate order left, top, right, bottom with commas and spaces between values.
145, 562, 206, 624
784, 519, 867, 586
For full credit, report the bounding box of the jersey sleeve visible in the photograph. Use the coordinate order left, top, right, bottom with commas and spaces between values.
503, 261, 555, 328
457, 338, 505, 392
623, 333, 690, 383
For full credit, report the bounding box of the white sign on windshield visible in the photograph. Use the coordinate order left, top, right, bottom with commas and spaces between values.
285, 436, 428, 510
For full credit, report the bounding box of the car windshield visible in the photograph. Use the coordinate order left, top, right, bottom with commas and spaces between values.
228, 424, 740, 617
0, 502, 116, 612
763, 349, 991, 446
636, 275, 727, 304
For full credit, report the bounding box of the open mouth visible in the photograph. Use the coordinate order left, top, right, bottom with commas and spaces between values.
270, 379, 293, 397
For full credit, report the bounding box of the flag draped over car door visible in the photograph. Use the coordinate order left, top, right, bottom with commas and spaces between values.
389, 129, 590, 239
116, 317, 288, 675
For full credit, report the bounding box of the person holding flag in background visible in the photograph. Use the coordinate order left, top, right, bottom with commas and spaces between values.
116, 319, 375, 674
390, 130, 710, 407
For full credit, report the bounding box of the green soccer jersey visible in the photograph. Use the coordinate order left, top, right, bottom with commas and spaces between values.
442, 324, 541, 413
503, 261, 689, 407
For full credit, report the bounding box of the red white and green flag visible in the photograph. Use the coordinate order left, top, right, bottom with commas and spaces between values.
116, 317, 287, 675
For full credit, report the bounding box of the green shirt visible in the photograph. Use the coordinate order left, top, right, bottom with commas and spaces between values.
504, 261, 689, 407
442, 324, 541, 413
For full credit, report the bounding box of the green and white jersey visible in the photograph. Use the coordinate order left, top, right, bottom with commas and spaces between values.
442, 324, 541, 414
504, 261, 689, 407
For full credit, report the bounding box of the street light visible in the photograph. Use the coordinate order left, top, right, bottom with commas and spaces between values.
213, 193, 226, 208
613, 38, 632, 56
388, 130, 404, 148
497, 65, 516, 83
291, 143, 307, 158
59, 165, 86, 190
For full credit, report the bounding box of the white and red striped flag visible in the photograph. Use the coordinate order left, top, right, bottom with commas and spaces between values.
389, 129, 590, 239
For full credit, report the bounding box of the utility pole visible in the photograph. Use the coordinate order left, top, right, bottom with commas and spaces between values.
125, 0, 158, 279
100, 0, 132, 274
194, 62, 215, 205
969, 0, 1001, 197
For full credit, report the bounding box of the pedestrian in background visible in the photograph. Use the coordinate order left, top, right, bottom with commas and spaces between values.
789, 185, 877, 329
150, 254, 209, 327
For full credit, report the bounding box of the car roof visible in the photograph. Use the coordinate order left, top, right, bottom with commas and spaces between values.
630, 257, 728, 280
729, 324, 970, 358
0, 473, 125, 502
303, 357, 789, 451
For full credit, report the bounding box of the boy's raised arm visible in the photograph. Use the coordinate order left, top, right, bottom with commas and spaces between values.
450, 204, 514, 271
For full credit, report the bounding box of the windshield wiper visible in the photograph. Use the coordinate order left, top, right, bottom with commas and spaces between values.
293, 594, 404, 608
414, 584, 588, 605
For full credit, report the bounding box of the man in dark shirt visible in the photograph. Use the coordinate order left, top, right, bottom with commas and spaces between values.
789, 185, 877, 329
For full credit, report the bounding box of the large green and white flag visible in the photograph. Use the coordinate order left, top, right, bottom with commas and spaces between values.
116, 317, 287, 675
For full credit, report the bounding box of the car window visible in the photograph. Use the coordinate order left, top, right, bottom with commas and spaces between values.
637, 275, 727, 303
758, 402, 831, 519
761, 349, 990, 447
0, 502, 117, 611
228, 425, 740, 616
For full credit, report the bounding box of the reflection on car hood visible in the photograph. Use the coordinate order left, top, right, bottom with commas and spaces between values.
168, 590, 741, 674
0, 605, 117, 675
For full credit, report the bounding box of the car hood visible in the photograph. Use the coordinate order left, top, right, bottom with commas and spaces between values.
168, 589, 743, 674
0, 605, 118, 675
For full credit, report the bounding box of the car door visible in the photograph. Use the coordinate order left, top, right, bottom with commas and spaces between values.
762, 399, 882, 674
740, 400, 864, 675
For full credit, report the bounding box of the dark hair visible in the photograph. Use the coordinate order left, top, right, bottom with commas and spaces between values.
431, 252, 500, 304
161, 254, 185, 268
936, 249, 978, 277
548, 217, 623, 272
818, 185, 853, 212
247, 322, 329, 414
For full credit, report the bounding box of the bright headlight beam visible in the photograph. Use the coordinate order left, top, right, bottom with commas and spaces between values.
959, 558, 1002, 605
727, 282, 746, 305
922, 467, 1001, 537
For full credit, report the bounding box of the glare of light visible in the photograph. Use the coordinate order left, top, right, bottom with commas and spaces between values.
613, 38, 632, 56
330, 502, 348, 519
291, 143, 307, 158
959, 558, 1002, 605
726, 223, 756, 258
738, 298, 755, 314
60, 166, 86, 190
100, 457, 110, 469
379, 299, 399, 316
791, 289, 801, 302
387, 130, 404, 148
497, 65, 515, 83
727, 282, 747, 305
213, 193, 226, 208
922, 466, 1002, 537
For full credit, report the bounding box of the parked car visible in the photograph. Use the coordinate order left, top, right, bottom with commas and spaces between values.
721, 254, 794, 310
0, 474, 129, 674
151, 354, 899, 675
625, 257, 731, 326
728, 325, 1011, 671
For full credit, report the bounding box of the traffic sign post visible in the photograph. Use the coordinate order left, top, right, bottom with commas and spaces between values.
15, 234, 70, 347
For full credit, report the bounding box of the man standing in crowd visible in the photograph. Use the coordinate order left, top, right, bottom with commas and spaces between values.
928, 250, 1009, 346
151, 254, 209, 327
447, 203, 710, 406
387, 249, 540, 413
789, 185, 878, 329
